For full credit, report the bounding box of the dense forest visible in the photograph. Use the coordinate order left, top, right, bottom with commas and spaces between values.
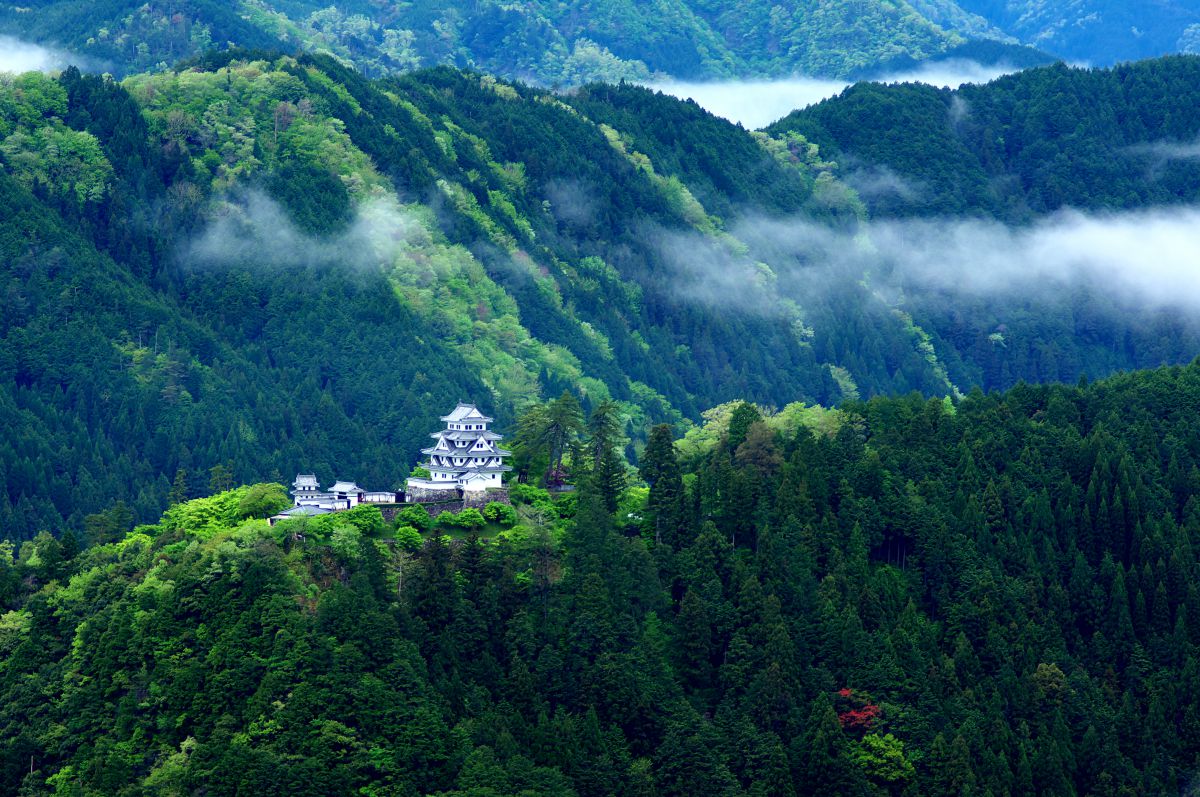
769, 57, 1200, 221
0, 0, 978, 82
4, 11, 1200, 796
7, 0, 1200, 83
7, 363, 1200, 793
952, 0, 1200, 65
4, 54, 1200, 540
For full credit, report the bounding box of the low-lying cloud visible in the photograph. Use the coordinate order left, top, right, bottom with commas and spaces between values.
842, 166, 924, 202
190, 190, 1200, 353
657, 206, 1200, 316
849, 208, 1200, 310
184, 190, 422, 270
1118, 138, 1200, 162
0, 36, 76, 73
649, 59, 1019, 128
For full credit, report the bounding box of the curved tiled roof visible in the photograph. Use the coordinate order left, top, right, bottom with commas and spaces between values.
440, 402, 494, 423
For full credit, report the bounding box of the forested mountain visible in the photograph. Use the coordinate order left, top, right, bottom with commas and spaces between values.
954, 0, 1200, 65
0, 0, 986, 82
8, 364, 1200, 793
4, 53, 1200, 541
0, 53, 848, 539
769, 56, 1200, 221
9, 0, 1200, 83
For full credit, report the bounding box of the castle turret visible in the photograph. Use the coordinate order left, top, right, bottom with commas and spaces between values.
292, 474, 323, 506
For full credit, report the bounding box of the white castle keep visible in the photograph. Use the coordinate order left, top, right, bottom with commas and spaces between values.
406, 402, 512, 495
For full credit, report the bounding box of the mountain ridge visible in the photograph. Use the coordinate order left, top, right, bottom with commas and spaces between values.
3, 53, 1200, 542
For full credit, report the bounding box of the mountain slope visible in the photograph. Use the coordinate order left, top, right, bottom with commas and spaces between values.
954, 0, 1200, 65
0, 138, 489, 538
7, 363, 1200, 792
4, 54, 1200, 541
767, 57, 1200, 220
0, 0, 973, 81
0, 56, 859, 538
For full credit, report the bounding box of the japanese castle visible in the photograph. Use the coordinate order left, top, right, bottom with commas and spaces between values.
270, 402, 510, 524
406, 402, 512, 495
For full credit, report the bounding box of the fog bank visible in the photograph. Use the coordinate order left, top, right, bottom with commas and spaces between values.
184, 191, 421, 270
649, 59, 1019, 128
655, 206, 1200, 316
0, 36, 75, 73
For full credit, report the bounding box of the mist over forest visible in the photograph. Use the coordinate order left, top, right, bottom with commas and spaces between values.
4, 3, 1200, 795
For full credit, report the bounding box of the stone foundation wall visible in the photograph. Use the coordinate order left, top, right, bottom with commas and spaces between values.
379, 502, 459, 523
425, 502, 465, 519
405, 485, 460, 503
462, 488, 509, 509
375, 486, 511, 522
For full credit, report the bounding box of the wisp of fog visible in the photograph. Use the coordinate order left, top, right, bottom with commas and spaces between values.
183, 190, 421, 270
656, 206, 1200, 316
649, 59, 1019, 128
187, 189, 1200, 340
0, 36, 73, 73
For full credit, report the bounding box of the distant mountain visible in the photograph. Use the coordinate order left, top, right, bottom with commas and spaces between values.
768, 56, 1200, 220
844, 39, 1057, 81
954, 0, 1200, 65
0, 0, 972, 82
8, 0, 1200, 83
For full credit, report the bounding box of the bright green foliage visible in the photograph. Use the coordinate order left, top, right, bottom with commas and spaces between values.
329, 524, 364, 563
853, 733, 916, 785
392, 524, 422, 550
124, 59, 385, 196
291, 505, 388, 542
236, 483, 290, 519
330, 504, 387, 536
438, 507, 486, 530
395, 504, 433, 532
0, 72, 68, 134
481, 502, 518, 527
508, 484, 552, 506
677, 401, 844, 465
0, 0, 970, 82
158, 484, 284, 538
0, 73, 112, 203
0, 124, 111, 202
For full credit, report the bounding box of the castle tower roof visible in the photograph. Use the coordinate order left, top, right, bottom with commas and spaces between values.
441, 402, 494, 424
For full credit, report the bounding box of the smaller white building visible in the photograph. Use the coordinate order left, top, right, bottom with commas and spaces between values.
290, 475, 396, 511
